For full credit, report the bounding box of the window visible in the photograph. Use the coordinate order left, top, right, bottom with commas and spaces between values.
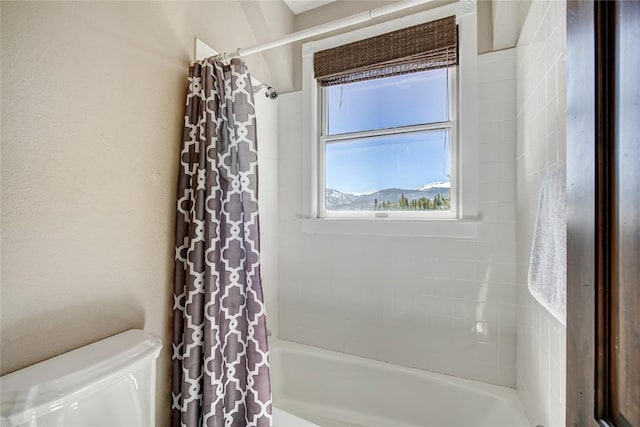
301, 2, 479, 230
320, 67, 456, 218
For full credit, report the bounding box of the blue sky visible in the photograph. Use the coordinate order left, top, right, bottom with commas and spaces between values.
325, 70, 451, 194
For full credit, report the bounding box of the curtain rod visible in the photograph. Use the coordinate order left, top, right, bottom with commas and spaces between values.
216, 0, 436, 61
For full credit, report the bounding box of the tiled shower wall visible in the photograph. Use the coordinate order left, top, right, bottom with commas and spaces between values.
515, 0, 567, 426
277, 49, 517, 387
255, 91, 280, 340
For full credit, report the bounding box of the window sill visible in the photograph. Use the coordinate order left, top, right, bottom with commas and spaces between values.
299, 217, 480, 238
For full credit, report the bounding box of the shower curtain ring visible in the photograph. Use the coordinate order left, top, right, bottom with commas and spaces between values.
212, 52, 229, 65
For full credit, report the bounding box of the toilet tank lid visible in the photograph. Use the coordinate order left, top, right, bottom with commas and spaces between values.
1, 329, 162, 421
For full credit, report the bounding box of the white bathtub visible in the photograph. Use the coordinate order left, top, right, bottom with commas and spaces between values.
270, 340, 529, 427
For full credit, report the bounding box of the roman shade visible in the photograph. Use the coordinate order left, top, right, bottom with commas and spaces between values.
314, 16, 457, 87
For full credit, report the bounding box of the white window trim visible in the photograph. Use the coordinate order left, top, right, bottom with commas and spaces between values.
319, 69, 458, 220
301, 1, 479, 236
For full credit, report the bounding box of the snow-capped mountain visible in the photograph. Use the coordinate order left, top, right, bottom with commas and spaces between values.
414, 181, 451, 191
325, 188, 356, 207
326, 181, 451, 210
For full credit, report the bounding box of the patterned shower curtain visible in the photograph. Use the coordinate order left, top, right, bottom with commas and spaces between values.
171, 57, 272, 427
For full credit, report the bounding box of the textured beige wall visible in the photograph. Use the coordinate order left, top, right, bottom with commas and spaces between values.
0, 2, 292, 425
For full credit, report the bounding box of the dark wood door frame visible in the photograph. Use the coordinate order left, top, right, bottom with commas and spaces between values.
567, 1, 639, 426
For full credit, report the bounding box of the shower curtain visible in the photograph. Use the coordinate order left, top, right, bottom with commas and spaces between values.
171, 57, 272, 427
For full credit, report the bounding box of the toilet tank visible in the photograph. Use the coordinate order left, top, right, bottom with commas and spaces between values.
0, 329, 162, 427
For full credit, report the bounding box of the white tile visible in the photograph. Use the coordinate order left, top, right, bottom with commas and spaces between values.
498, 202, 516, 222
469, 361, 499, 385
475, 302, 499, 324
546, 62, 558, 103
480, 99, 517, 123
477, 262, 517, 284
547, 97, 558, 136
277, 50, 520, 389
497, 344, 516, 387
499, 141, 516, 162
479, 80, 515, 102
479, 59, 517, 83
478, 201, 502, 224
435, 239, 478, 261
477, 222, 516, 243
452, 298, 474, 319
475, 341, 498, 364
537, 136, 548, 170
479, 119, 517, 142
514, 0, 567, 422
479, 141, 502, 162
475, 241, 517, 263
479, 161, 515, 184
547, 131, 559, 166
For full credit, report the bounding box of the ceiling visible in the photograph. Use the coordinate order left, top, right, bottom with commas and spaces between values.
283, 0, 337, 15
280, 0, 530, 59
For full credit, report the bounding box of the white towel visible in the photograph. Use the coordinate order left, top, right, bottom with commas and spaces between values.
528, 166, 567, 325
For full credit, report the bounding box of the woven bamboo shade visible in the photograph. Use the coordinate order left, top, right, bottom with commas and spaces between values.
314, 16, 457, 87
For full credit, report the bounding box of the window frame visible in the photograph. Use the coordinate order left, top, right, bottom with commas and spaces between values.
318, 67, 459, 219
301, 1, 479, 231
